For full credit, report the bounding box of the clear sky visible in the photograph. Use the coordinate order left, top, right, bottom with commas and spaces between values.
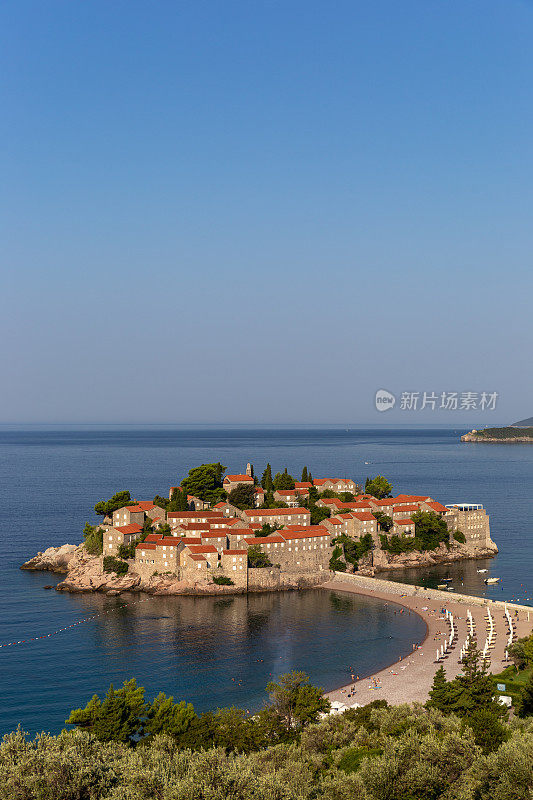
2, 0, 533, 425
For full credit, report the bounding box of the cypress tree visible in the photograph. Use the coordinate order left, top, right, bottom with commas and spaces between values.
262, 464, 274, 492
301, 467, 308, 482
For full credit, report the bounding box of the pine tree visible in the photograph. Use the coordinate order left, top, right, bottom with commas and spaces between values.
301, 467, 308, 482
426, 666, 449, 711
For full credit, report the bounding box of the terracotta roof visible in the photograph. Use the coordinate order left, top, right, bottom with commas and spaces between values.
201, 531, 227, 539
275, 489, 297, 496
371, 499, 394, 506
187, 544, 218, 554
156, 538, 181, 547
167, 511, 220, 519
294, 482, 312, 489
281, 527, 329, 540
243, 508, 310, 517
426, 501, 448, 514
244, 535, 285, 544
393, 504, 420, 513
136, 542, 156, 550
188, 554, 207, 562
352, 512, 376, 521
180, 537, 203, 545
328, 517, 343, 525
144, 533, 163, 542
115, 523, 143, 535
223, 549, 247, 555
393, 494, 432, 502
224, 474, 254, 483
396, 518, 414, 525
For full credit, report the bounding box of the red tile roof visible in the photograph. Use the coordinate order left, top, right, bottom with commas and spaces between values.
243, 535, 285, 545
393, 504, 420, 513
224, 474, 254, 483
426, 501, 448, 514
396, 518, 414, 525
167, 511, 220, 519
294, 482, 312, 489
243, 508, 310, 517
180, 537, 203, 545
201, 531, 227, 539
156, 538, 181, 547
187, 545, 218, 554
281, 527, 329, 540
136, 542, 156, 550
188, 554, 207, 562
115, 523, 143, 535
144, 533, 163, 542
352, 512, 376, 522
223, 549, 247, 555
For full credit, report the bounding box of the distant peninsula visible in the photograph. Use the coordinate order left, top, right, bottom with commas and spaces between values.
461, 421, 533, 443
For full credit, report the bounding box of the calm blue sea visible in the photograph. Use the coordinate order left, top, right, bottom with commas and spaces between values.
0, 425, 531, 737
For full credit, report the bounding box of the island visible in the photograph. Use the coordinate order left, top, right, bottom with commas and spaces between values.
21, 462, 498, 596
461, 418, 533, 443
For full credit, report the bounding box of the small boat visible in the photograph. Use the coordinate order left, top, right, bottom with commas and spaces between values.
477, 569, 488, 574
437, 584, 448, 590
442, 577, 453, 582
484, 577, 500, 584
447, 587, 455, 591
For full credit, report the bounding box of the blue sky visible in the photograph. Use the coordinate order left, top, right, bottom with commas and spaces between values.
2, 0, 532, 425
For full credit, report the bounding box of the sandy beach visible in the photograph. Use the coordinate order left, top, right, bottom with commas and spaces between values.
323, 575, 533, 708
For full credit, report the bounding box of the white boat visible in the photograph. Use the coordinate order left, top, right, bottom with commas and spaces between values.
484, 577, 500, 584
477, 569, 488, 574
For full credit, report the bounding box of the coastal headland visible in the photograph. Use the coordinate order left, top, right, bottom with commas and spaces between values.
324, 573, 533, 708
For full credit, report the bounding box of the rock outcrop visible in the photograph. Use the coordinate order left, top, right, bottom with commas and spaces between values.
20, 543, 81, 573
361, 540, 498, 576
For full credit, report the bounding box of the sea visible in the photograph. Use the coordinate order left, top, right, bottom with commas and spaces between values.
0, 425, 531, 737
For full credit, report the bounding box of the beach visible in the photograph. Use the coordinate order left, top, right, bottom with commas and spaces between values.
324, 574, 533, 708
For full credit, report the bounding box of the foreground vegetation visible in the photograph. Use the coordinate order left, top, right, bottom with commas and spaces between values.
3, 702, 533, 800
3, 646, 533, 800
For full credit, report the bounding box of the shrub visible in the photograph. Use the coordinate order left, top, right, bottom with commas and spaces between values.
103, 556, 129, 575
454, 530, 466, 543
83, 522, 104, 555
213, 576, 234, 585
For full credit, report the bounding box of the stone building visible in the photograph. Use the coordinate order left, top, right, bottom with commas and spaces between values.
113, 501, 165, 528
241, 507, 311, 527
444, 503, 492, 547
105, 523, 143, 556
223, 474, 254, 493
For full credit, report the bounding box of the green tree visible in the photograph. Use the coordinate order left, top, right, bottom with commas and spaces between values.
517, 671, 533, 717
266, 671, 330, 730
66, 679, 146, 744
180, 463, 226, 504
228, 483, 257, 510
153, 495, 169, 510
256, 522, 282, 537
427, 665, 449, 709
168, 487, 189, 512
411, 510, 450, 550
301, 466, 309, 482
373, 511, 393, 532
247, 545, 272, 568
83, 522, 104, 555
273, 468, 295, 490
261, 463, 274, 492
364, 476, 393, 499
144, 692, 197, 738
103, 556, 129, 575
454, 530, 466, 543
94, 490, 135, 517
307, 471, 313, 483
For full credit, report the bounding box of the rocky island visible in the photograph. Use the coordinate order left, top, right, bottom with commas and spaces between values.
462, 417, 533, 442
21, 463, 498, 596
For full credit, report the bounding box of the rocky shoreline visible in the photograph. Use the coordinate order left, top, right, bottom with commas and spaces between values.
461, 429, 533, 443
21, 538, 498, 596
20, 544, 326, 596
